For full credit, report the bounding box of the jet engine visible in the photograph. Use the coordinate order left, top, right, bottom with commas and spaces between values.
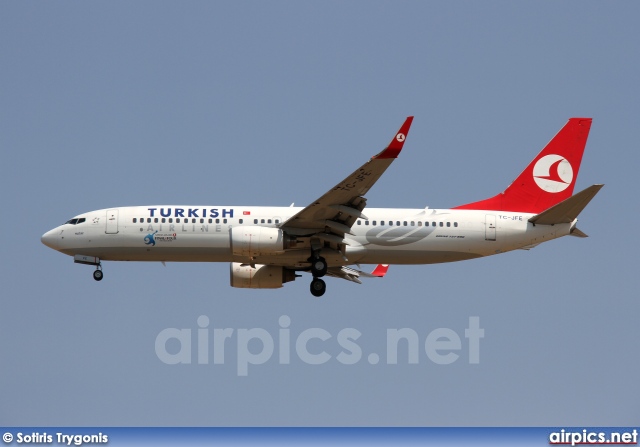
230, 263, 297, 289
229, 226, 296, 257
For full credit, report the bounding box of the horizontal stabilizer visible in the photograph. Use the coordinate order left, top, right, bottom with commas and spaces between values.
570, 227, 589, 238
528, 184, 603, 225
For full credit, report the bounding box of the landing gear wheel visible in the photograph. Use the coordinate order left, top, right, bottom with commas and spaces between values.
310, 256, 328, 278
93, 269, 103, 282
310, 278, 326, 297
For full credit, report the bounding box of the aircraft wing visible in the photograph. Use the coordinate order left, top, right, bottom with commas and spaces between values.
325, 264, 390, 284
280, 117, 414, 247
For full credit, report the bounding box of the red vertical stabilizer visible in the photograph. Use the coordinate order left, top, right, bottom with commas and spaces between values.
454, 118, 592, 214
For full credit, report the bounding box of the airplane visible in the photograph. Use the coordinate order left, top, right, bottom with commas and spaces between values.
41, 117, 602, 297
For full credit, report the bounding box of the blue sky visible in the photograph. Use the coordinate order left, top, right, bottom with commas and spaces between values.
1, 1, 638, 426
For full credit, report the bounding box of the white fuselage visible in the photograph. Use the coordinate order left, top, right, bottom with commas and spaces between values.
41, 205, 573, 267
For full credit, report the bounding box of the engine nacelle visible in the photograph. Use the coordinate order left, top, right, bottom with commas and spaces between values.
230, 263, 297, 289
230, 226, 293, 257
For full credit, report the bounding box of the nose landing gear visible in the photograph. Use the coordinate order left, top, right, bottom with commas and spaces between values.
73, 255, 104, 282
93, 264, 103, 281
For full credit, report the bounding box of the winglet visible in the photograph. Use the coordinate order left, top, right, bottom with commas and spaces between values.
371, 264, 390, 277
373, 117, 414, 159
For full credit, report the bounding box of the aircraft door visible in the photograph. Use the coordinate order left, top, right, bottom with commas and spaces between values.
485, 214, 496, 241
106, 209, 119, 234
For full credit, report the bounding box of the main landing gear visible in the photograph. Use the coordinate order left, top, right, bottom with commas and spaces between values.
93, 264, 103, 281
308, 254, 328, 297
310, 256, 328, 277
310, 278, 326, 297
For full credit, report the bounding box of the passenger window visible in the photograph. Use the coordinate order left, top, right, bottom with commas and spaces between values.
411, 221, 414, 226
169, 218, 173, 223
146, 218, 151, 223
357, 221, 361, 225
439, 222, 443, 227
275, 219, 280, 224
454, 222, 458, 227
432, 222, 436, 227
365, 221, 369, 226
268, 219, 272, 224
388, 221, 393, 226
261, 219, 265, 224
162, 218, 166, 223
254, 219, 258, 224
208, 219, 212, 224
403, 221, 407, 226
380, 221, 385, 226
447, 222, 451, 227
133, 218, 137, 223
239, 219, 243, 224
154, 218, 158, 223
396, 221, 400, 226
418, 222, 422, 226
216, 219, 220, 224
372, 221, 376, 226
176, 218, 181, 223
223, 219, 227, 224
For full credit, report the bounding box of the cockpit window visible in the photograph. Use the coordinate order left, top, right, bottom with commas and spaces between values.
64, 218, 86, 225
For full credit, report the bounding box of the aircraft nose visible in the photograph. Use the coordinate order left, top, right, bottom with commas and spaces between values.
41, 228, 59, 249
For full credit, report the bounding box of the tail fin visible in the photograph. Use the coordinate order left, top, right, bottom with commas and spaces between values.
454, 118, 593, 214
